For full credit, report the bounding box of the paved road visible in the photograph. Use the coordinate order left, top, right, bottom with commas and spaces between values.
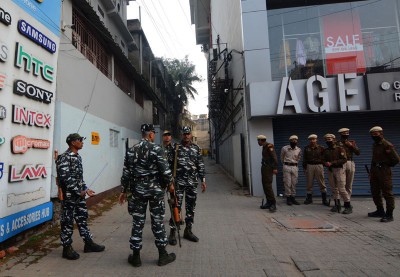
1, 159, 400, 276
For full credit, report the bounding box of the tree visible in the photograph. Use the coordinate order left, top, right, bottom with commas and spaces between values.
161, 56, 204, 136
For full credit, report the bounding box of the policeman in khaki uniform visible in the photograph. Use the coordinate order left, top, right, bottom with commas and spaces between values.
257, 135, 278, 212
280, 135, 302, 205
322, 134, 352, 214
336, 128, 360, 197
302, 134, 329, 206
368, 126, 400, 222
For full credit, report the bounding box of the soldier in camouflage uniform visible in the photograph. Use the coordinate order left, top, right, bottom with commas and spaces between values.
322, 134, 352, 214
336, 128, 360, 197
161, 130, 175, 171
257, 135, 278, 212
56, 133, 105, 260
119, 124, 176, 267
368, 126, 400, 222
168, 126, 206, 244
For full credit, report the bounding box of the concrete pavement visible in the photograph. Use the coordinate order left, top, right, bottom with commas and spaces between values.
1, 159, 400, 276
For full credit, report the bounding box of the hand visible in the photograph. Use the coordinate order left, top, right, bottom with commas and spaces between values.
86, 189, 95, 197
325, 162, 331, 167
201, 182, 207, 192
272, 169, 278, 175
168, 183, 175, 193
119, 193, 127, 205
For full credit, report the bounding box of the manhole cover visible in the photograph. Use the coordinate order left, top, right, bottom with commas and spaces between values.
274, 214, 337, 231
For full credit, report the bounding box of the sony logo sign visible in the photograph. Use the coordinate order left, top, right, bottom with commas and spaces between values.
14, 80, 53, 104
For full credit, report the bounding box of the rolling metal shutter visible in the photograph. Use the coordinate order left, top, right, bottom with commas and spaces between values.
273, 110, 400, 196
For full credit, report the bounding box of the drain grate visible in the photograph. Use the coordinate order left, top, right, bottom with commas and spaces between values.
274, 214, 337, 231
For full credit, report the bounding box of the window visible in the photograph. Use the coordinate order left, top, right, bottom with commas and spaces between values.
72, 8, 112, 79
110, 129, 119, 147
268, 0, 400, 80
114, 61, 133, 96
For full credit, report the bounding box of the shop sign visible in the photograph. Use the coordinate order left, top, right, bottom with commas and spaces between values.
14, 42, 54, 82
14, 80, 53, 104
0, 162, 3, 179
11, 135, 50, 154
277, 73, 360, 114
12, 104, 51, 128
0, 202, 53, 243
9, 164, 47, 182
0, 43, 8, 62
0, 7, 12, 26
0, 137, 5, 145
0, 105, 5, 119
18, 20, 57, 53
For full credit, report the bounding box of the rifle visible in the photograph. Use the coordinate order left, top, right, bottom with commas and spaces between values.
54, 150, 64, 201
167, 185, 181, 247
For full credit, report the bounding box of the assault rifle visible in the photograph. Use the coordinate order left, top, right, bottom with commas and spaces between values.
54, 150, 64, 201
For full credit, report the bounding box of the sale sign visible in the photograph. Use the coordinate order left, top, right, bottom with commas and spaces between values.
323, 10, 366, 75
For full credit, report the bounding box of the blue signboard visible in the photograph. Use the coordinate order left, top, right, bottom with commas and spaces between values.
12, 0, 61, 37
18, 20, 57, 53
0, 201, 53, 242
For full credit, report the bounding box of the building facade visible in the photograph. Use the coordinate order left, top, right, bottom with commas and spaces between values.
0, 0, 173, 243
190, 0, 400, 196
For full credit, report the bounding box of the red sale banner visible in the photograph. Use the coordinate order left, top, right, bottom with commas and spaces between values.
323, 10, 366, 75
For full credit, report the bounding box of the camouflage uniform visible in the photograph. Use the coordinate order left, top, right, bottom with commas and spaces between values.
56, 149, 92, 246
172, 141, 205, 228
162, 142, 175, 172
121, 138, 173, 251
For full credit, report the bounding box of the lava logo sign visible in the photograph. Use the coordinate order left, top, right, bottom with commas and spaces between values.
11, 135, 50, 154
0, 162, 3, 179
0, 137, 5, 145
9, 164, 47, 182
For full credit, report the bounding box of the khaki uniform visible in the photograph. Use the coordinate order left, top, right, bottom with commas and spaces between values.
323, 145, 349, 202
280, 145, 302, 197
261, 143, 278, 202
370, 139, 400, 211
336, 139, 360, 197
303, 144, 326, 193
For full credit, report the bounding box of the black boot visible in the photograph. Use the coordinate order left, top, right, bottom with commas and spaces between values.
128, 250, 142, 267
158, 247, 176, 266
183, 226, 199, 242
321, 192, 330, 206
269, 200, 277, 212
342, 202, 353, 214
380, 209, 394, 222
286, 197, 292, 206
336, 200, 342, 213
368, 206, 385, 217
304, 194, 313, 204
260, 199, 271, 209
168, 228, 177, 245
290, 196, 300, 205
62, 245, 80, 260
84, 240, 105, 253
330, 200, 341, 213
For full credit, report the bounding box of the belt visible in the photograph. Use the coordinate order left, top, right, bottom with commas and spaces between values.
307, 162, 322, 165
372, 162, 387, 168
284, 162, 297, 166
134, 175, 157, 181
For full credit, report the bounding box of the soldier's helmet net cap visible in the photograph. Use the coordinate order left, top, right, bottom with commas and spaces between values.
369, 126, 383, 133
141, 124, 155, 132
66, 133, 86, 143
182, 126, 191, 134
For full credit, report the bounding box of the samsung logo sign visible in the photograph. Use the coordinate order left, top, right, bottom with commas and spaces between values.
18, 20, 56, 54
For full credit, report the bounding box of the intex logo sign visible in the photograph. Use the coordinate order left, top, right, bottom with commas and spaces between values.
12, 104, 51, 128
9, 164, 47, 182
18, 20, 57, 54
11, 135, 50, 154
14, 80, 53, 104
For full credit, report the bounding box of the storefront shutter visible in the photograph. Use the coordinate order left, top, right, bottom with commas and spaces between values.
273, 111, 400, 196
